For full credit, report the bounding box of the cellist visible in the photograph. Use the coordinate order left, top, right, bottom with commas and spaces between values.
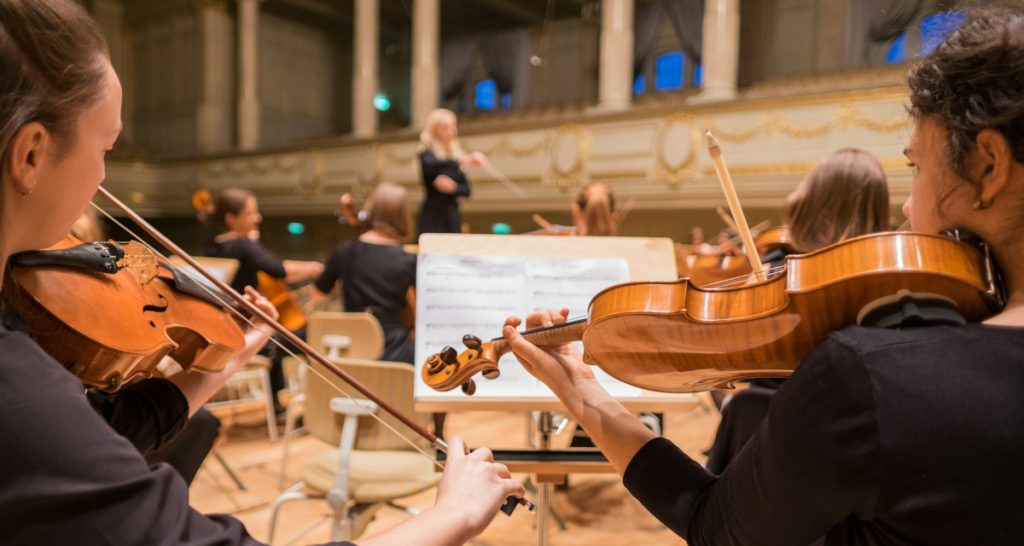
0, 1, 523, 544
202, 187, 323, 413
503, 6, 1024, 543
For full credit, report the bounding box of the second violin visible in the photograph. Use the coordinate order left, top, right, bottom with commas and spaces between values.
423, 230, 1002, 394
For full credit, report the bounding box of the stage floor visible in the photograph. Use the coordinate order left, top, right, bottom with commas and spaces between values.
191, 401, 718, 545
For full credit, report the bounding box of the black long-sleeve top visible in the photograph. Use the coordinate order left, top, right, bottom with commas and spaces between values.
0, 301, 355, 545
623, 324, 1024, 545
418, 150, 470, 235
205, 236, 287, 294
315, 239, 417, 363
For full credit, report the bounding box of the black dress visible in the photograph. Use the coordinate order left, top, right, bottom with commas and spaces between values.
623, 324, 1024, 545
315, 239, 417, 363
204, 236, 287, 294
418, 150, 470, 235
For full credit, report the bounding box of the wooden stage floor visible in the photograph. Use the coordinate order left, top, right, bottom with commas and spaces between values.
190, 401, 718, 545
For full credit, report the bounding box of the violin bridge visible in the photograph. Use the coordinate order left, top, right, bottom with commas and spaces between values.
118, 241, 159, 286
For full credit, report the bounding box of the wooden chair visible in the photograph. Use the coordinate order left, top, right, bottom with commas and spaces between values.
277, 312, 386, 486
268, 357, 438, 543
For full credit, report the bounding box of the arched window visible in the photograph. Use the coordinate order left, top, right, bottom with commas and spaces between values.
474, 79, 497, 111
633, 73, 647, 95
885, 32, 907, 64
920, 10, 964, 56
654, 51, 685, 91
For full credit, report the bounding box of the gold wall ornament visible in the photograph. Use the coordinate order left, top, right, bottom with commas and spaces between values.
651, 112, 700, 187
545, 123, 590, 189
700, 156, 909, 177
357, 143, 386, 187
296, 148, 325, 198
201, 153, 303, 178
468, 133, 555, 158
706, 105, 910, 143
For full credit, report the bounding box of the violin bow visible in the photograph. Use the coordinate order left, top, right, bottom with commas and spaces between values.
93, 186, 535, 513
480, 161, 528, 198
705, 131, 767, 281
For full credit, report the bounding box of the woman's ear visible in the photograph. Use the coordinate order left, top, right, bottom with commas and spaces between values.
974, 128, 1015, 204
5, 122, 50, 198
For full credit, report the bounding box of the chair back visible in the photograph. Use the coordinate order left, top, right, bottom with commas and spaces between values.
307, 312, 385, 360
304, 357, 427, 451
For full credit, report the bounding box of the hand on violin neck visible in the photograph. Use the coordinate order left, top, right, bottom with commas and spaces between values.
502, 309, 594, 398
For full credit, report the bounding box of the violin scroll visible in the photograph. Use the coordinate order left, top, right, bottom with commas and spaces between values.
421, 334, 505, 395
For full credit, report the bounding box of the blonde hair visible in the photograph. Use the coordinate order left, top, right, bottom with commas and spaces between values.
365, 181, 414, 241
574, 183, 617, 237
784, 148, 890, 252
419, 108, 464, 160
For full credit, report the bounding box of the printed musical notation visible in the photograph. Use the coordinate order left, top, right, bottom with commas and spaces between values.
414, 254, 640, 399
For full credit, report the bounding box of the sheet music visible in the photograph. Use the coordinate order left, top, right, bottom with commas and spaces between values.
415, 254, 641, 398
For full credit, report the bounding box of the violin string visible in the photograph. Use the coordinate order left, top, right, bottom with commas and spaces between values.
700, 264, 787, 289
89, 202, 445, 471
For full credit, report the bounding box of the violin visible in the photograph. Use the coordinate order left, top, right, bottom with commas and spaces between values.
676, 222, 782, 287
2, 235, 246, 391
422, 230, 1004, 394
109, 187, 535, 511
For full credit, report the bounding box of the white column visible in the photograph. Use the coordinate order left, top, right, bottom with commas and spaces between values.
596, 0, 634, 111
352, 0, 379, 138
92, 0, 133, 143
410, 0, 439, 130
196, 0, 233, 152
694, 0, 739, 102
237, 0, 261, 150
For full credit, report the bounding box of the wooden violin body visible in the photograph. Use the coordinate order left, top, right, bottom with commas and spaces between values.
256, 272, 307, 331
3, 236, 245, 390
423, 231, 1000, 393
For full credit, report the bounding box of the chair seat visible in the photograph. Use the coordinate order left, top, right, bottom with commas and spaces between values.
301, 449, 440, 503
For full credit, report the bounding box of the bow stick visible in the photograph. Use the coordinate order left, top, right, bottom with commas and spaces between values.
94, 185, 536, 514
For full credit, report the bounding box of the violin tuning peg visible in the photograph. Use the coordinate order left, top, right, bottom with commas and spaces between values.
424, 353, 446, 375
462, 334, 482, 350
461, 379, 477, 396
440, 346, 458, 365
482, 369, 500, 380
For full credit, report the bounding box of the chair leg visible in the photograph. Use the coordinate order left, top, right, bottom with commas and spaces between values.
260, 368, 279, 441
268, 482, 311, 545
214, 451, 246, 492
351, 503, 385, 539
277, 394, 305, 489
327, 488, 353, 542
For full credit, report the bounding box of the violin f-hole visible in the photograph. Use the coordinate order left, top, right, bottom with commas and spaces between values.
142, 293, 170, 318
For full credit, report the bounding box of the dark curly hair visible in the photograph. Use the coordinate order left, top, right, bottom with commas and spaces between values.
907, 3, 1024, 184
